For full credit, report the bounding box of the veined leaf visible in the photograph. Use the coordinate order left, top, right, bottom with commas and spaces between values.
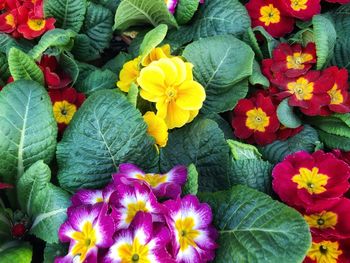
59, 52, 79, 86
200, 185, 311, 263
0, 243, 32, 262
227, 140, 261, 161
8, 48, 44, 85
57, 90, 158, 192
182, 163, 198, 195
0, 80, 57, 184
175, 0, 199, 25
0, 53, 10, 81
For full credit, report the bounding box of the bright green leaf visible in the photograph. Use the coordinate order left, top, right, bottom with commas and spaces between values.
127, 83, 139, 107
139, 24, 168, 60
0, 243, 32, 263
175, 0, 199, 25
227, 140, 261, 160
182, 163, 198, 195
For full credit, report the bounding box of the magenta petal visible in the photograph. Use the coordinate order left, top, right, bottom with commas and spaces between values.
167, 165, 187, 185
58, 221, 75, 243
67, 205, 100, 231
71, 189, 104, 206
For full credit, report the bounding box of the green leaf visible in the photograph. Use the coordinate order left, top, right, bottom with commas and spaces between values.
127, 83, 139, 107
317, 129, 350, 151
43, 243, 68, 263
103, 52, 133, 73
139, 24, 168, 60
0, 80, 57, 184
243, 28, 263, 61
312, 15, 337, 70
114, 0, 178, 31
183, 35, 254, 113
17, 161, 70, 244
206, 113, 234, 140
0, 243, 32, 263
276, 99, 302, 129
8, 48, 44, 85
71, 34, 100, 61
0, 34, 33, 55
160, 118, 231, 192
175, 0, 199, 25
249, 60, 269, 87
165, 0, 250, 50
29, 29, 76, 60
227, 140, 261, 160
0, 53, 11, 81
59, 52, 79, 85
230, 159, 273, 194
57, 90, 158, 192
74, 68, 118, 95
260, 125, 319, 163
44, 0, 87, 32
0, 207, 12, 242
182, 163, 198, 195
252, 26, 279, 58
200, 185, 311, 263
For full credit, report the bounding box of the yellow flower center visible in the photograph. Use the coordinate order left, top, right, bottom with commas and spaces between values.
328, 84, 344, 105
259, 4, 281, 26
291, 0, 308, 11
136, 173, 167, 188
286, 53, 314, 70
175, 217, 200, 251
304, 211, 338, 230
126, 201, 149, 224
117, 238, 151, 263
292, 167, 329, 194
245, 108, 270, 132
71, 221, 97, 262
287, 77, 314, 101
165, 87, 178, 102
95, 197, 104, 203
27, 18, 46, 31
5, 14, 15, 28
307, 241, 343, 263
53, 100, 77, 125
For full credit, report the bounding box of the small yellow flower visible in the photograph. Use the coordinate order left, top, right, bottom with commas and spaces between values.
143, 111, 168, 147
138, 57, 206, 129
53, 100, 77, 125
117, 57, 140, 92
142, 44, 172, 66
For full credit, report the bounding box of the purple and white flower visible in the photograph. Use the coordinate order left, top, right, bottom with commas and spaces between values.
113, 163, 187, 199
165, 0, 178, 14
71, 183, 116, 207
164, 195, 218, 263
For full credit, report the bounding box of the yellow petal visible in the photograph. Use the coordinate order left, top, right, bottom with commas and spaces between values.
117, 57, 140, 92
141, 44, 172, 66
165, 101, 190, 129
176, 80, 206, 110
156, 99, 168, 119
138, 65, 166, 99
171, 57, 188, 86
143, 111, 168, 147
153, 58, 178, 86
187, 110, 199, 123
185, 62, 194, 80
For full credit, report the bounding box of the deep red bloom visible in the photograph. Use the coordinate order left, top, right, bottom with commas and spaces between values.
332, 150, 350, 166
17, 11, 55, 39
11, 223, 26, 237
49, 87, 85, 133
38, 55, 72, 89
279, 0, 321, 21
232, 93, 280, 146
277, 124, 304, 141
246, 0, 295, 38
0, 9, 17, 33
273, 70, 331, 116
272, 150, 350, 210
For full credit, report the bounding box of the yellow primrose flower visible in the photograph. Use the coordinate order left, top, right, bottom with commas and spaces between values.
137, 57, 206, 129
142, 44, 172, 66
143, 111, 168, 147
116, 57, 140, 92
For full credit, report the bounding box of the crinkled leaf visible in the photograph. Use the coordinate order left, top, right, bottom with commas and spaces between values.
71, 34, 100, 61
57, 90, 158, 192
227, 140, 261, 161
0, 243, 32, 262
0, 80, 57, 184
200, 185, 311, 263
182, 163, 198, 195
8, 48, 44, 85
0, 34, 33, 55
175, 0, 199, 25
277, 99, 302, 129
317, 129, 350, 151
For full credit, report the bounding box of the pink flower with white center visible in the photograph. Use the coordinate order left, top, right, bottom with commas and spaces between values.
71, 183, 116, 206
110, 183, 165, 230
56, 205, 115, 263
104, 212, 175, 263
113, 164, 187, 199
165, 0, 178, 14
164, 195, 218, 263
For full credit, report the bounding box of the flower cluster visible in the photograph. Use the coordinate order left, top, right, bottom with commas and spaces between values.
117, 45, 206, 147
0, 0, 55, 39
57, 163, 218, 263
272, 150, 350, 263
263, 42, 350, 116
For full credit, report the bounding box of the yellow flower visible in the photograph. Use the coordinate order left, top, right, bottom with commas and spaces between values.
117, 57, 140, 92
141, 44, 172, 66
143, 111, 168, 147
53, 100, 77, 125
137, 57, 206, 129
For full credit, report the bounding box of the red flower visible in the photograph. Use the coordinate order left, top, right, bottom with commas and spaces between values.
11, 223, 26, 238
49, 87, 85, 133
303, 198, 350, 239
332, 150, 350, 166
0, 182, 12, 189
272, 151, 350, 210
0, 9, 17, 33
274, 70, 331, 116
246, 0, 295, 38
279, 0, 321, 21
277, 124, 304, 141
38, 55, 72, 89
17, 11, 55, 39
319, 66, 350, 115
232, 93, 280, 146
264, 42, 316, 79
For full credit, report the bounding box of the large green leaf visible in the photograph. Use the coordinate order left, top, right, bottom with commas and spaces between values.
114, 0, 178, 31
8, 48, 44, 85
160, 118, 232, 192
17, 161, 70, 244
183, 35, 254, 113
57, 90, 158, 192
44, 0, 87, 32
0, 243, 32, 263
200, 185, 311, 263
0, 80, 57, 184
165, 0, 250, 49
260, 125, 319, 163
